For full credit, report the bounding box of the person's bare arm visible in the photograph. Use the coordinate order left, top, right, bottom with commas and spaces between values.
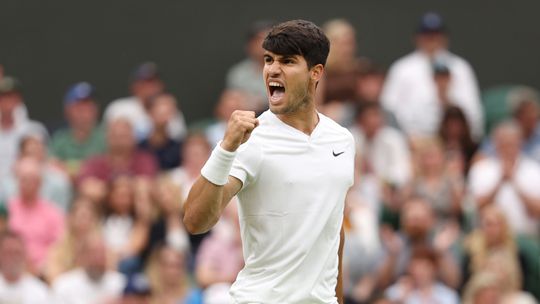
336, 224, 345, 304
183, 176, 242, 234
183, 110, 258, 234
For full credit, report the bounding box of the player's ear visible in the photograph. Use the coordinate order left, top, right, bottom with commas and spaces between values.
310, 64, 324, 82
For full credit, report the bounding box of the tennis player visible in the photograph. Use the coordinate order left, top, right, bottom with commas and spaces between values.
184, 19, 355, 304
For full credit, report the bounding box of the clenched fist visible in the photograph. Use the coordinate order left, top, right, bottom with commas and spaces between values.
221, 110, 259, 152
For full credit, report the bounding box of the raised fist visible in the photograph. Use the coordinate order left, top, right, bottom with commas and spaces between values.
221, 110, 259, 152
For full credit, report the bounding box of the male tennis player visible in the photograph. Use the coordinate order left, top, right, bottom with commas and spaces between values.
184, 19, 355, 303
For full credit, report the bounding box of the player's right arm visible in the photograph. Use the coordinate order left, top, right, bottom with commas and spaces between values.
183, 110, 258, 234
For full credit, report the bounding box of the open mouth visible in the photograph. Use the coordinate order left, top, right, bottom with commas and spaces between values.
268, 81, 285, 102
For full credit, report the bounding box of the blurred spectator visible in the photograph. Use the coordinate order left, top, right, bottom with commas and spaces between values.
342, 190, 383, 304
104, 62, 187, 141
461, 206, 524, 294
205, 89, 249, 148
7, 156, 65, 273
225, 21, 273, 112
102, 176, 151, 275
376, 198, 461, 290
438, 105, 479, 175
78, 118, 158, 184
1, 134, 72, 211
144, 177, 189, 262
381, 12, 483, 139
0, 76, 48, 179
384, 246, 459, 304
50, 82, 106, 177
469, 121, 540, 238
45, 197, 101, 282
169, 133, 212, 256
462, 271, 503, 304
170, 133, 211, 202
480, 95, 540, 163
195, 200, 243, 289
52, 233, 125, 304
138, 93, 182, 170
403, 138, 464, 225
0, 231, 51, 302
350, 102, 412, 190
145, 245, 195, 304
322, 19, 369, 104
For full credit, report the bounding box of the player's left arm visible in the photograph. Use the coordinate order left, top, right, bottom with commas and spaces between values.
336, 223, 344, 304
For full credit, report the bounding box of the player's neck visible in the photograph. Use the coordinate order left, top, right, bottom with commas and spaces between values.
277, 103, 319, 136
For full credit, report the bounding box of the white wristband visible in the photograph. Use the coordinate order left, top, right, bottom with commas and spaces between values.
201, 143, 237, 186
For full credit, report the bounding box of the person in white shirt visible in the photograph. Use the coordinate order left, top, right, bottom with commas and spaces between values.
350, 102, 412, 190
104, 62, 187, 142
53, 233, 125, 304
0, 230, 51, 303
469, 121, 540, 238
184, 20, 355, 304
381, 12, 483, 139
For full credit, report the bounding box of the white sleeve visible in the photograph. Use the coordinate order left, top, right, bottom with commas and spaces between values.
380, 63, 404, 114
229, 138, 263, 190
388, 130, 412, 186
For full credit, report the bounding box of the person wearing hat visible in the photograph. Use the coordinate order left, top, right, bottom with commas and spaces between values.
380, 12, 483, 140
103, 62, 187, 142
0, 76, 48, 179
50, 82, 106, 178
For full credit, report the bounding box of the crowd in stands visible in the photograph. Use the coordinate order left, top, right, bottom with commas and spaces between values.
0, 12, 538, 304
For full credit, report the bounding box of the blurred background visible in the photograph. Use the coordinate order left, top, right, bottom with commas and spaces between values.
0, 1, 539, 304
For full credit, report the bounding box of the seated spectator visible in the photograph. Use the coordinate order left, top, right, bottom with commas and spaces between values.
462, 206, 522, 291
195, 200, 243, 290
205, 89, 249, 148
52, 233, 125, 304
45, 197, 101, 282
480, 96, 540, 163
169, 133, 211, 202
342, 190, 383, 304
138, 93, 182, 170
403, 138, 464, 225
0, 230, 51, 302
79, 118, 158, 185
469, 121, 540, 238
350, 102, 412, 191
376, 198, 461, 290
384, 246, 459, 304
102, 176, 152, 275
438, 105, 479, 175
145, 245, 196, 304
225, 21, 273, 112
169, 133, 212, 256
0, 76, 48, 179
381, 12, 483, 139
143, 176, 189, 263
322, 19, 369, 105
7, 157, 65, 273
104, 62, 187, 141
50, 82, 106, 178
1, 134, 72, 211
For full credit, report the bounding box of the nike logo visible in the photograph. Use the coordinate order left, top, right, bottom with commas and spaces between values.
332, 150, 345, 157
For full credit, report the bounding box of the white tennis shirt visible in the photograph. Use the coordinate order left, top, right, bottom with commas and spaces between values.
228, 110, 355, 303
